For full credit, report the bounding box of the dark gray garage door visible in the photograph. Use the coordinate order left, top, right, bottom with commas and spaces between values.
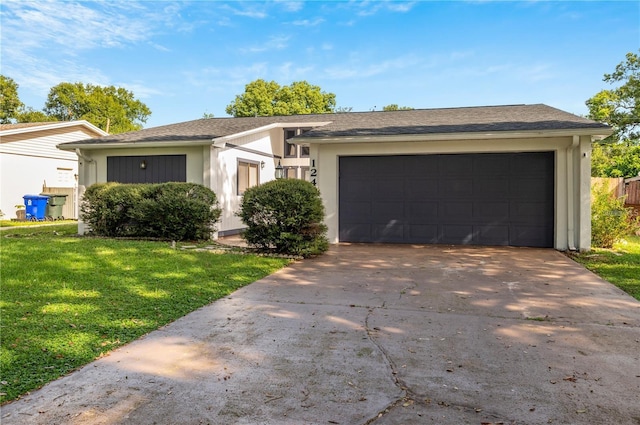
107, 155, 186, 184
339, 152, 554, 247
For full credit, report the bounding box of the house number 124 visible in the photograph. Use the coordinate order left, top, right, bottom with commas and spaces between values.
310, 159, 318, 186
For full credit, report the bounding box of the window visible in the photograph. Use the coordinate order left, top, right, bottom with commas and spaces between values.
284, 129, 297, 158
57, 168, 74, 186
238, 160, 259, 195
283, 128, 312, 158
284, 166, 297, 179
301, 167, 311, 181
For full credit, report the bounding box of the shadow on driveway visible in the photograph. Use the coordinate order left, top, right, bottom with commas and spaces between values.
2, 244, 639, 424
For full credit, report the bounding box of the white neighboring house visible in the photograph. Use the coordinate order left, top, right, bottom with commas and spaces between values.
0, 121, 108, 219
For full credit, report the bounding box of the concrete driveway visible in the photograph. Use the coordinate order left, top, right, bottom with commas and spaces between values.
2, 244, 639, 425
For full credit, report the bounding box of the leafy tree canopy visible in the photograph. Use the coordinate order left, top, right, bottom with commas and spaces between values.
0, 77, 151, 134
44, 82, 151, 134
0, 75, 24, 123
17, 107, 57, 123
226, 79, 336, 117
382, 104, 414, 111
586, 51, 639, 142
591, 142, 640, 178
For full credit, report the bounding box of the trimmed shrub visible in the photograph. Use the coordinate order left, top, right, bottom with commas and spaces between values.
591, 182, 640, 248
81, 182, 221, 241
238, 179, 328, 257
81, 183, 143, 237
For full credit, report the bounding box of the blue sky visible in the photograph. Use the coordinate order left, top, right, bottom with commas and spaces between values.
1, 1, 639, 129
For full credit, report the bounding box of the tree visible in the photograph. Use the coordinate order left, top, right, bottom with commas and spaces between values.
0, 75, 24, 123
17, 107, 57, 123
587, 51, 640, 177
591, 142, 640, 177
225, 79, 336, 117
382, 104, 413, 111
586, 51, 639, 142
44, 82, 151, 134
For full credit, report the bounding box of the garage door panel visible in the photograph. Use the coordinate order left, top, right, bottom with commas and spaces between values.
509, 179, 552, 200
341, 180, 372, 201
341, 201, 372, 222
510, 225, 553, 247
376, 156, 406, 175
406, 156, 439, 176
475, 202, 509, 219
439, 156, 473, 176
374, 178, 404, 200
340, 157, 373, 178
477, 225, 510, 245
407, 224, 439, 242
410, 180, 439, 197
339, 153, 554, 247
439, 179, 474, 197
510, 202, 553, 223
474, 179, 510, 199
441, 224, 475, 244
474, 154, 510, 177
512, 153, 554, 176
372, 223, 405, 242
339, 224, 372, 243
408, 202, 439, 222
372, 202, 404, 222
442, 202, 473, 221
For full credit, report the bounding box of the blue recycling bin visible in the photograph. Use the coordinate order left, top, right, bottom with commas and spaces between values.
23, 194, 49, 221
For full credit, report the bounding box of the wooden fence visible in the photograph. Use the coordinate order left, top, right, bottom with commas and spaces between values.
591, 177, 625, 198
625, 180, 640, 205
40, 186, 77, 219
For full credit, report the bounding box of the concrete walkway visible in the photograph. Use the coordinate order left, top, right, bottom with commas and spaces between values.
2, 244, 639, 424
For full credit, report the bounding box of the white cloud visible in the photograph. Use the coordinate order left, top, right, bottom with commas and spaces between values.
242, 35, 291, 53
324, 54, 422, 80
221, 3, 268, 19
291, 17, 325, 26
275, 1, 304, 12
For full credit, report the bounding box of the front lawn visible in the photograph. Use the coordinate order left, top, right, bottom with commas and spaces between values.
0, 224, 291, 403
570, 235, 640, 301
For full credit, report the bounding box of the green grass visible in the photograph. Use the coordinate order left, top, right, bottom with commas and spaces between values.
0, 224, 291, 403
571, 235, 640, 301
0, 219, 77, 227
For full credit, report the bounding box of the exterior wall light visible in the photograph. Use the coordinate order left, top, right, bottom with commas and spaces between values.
274, 160, 284, 179
140, 160, 147, 169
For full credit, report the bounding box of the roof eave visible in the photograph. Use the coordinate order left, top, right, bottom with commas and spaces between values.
293, 127, 614, 144
58, 139, 213, 151
1, 120, 108, 137
212, 121, 332, 148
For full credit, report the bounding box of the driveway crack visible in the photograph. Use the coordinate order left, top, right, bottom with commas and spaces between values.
361, 306, 413, 424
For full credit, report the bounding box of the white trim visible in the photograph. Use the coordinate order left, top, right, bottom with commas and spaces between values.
293, 128, 613, 144
59, 139, 211, 150
0, 120, 108, 137
212, 121, 331, 147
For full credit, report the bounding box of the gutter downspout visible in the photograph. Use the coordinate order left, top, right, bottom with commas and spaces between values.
75, 148, 96, 183
566, 136, 579, 251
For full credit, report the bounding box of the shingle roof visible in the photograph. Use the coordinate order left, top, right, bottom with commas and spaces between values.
0, 122, 60, 131
58, 104, 610, 147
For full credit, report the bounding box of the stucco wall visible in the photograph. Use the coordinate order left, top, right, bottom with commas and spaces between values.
311, 135, 592, 251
